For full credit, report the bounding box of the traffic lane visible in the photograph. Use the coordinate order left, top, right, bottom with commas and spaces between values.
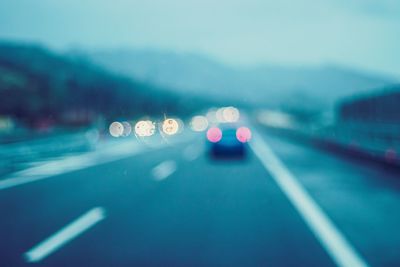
46, 142, 336, 266
257, 127, 400, 267
0, 141, 189, 266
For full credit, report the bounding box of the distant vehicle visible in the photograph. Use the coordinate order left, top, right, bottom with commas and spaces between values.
206, 125, 251, 158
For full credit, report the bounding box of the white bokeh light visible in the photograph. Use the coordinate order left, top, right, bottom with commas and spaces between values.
206, 109, 218, 124
216, 107, 225, 123
222, 106, 240, 123
190, 116, 209, 132
135, 120, 156, 137
162, 118, 179, 135
109, 121, 124, 137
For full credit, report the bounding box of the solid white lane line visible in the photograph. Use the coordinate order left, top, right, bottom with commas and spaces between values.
151, 160, 177, 181
24, 207, 106, 263
249, 131, 369, 267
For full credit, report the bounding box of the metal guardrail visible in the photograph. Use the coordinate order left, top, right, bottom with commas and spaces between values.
0, 129, 99, 176
258, 119, 400, 167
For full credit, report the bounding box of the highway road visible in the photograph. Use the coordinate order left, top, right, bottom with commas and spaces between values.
0, 126, 399, 266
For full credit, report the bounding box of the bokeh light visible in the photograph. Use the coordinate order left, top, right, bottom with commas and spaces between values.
135, 120, 155, 137
207, 127, 222, 143
206, 108, 218, 124
162, 118, 179, 135
216, 108, 225, 123
121, 121, 132, 137
236, 127, 251, 143
109, 121, 124, 137
223, 106, 240, 123
0, 117, 15, 132
190, 116, 209, 132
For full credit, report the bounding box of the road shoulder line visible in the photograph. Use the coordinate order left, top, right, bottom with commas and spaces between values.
250, 131, 368, 267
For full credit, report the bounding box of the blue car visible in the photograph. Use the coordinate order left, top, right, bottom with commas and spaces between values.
207, 126, 251, 158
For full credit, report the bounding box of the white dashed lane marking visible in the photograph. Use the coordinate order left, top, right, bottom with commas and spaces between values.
151, 160, 177, 181
182, 144, 203, 161
24, 207, 106, 263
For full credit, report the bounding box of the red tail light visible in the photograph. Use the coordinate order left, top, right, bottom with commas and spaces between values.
236, 127, 251, 143
207, 127, 222, 143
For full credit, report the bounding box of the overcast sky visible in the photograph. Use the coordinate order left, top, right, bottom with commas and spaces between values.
0, 0, 399, 77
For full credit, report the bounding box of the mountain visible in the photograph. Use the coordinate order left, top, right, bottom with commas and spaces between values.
88, 49, 395, 111
0, 42, 204, 127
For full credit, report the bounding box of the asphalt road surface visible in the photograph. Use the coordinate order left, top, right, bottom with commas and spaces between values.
0, 126, 399, 267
